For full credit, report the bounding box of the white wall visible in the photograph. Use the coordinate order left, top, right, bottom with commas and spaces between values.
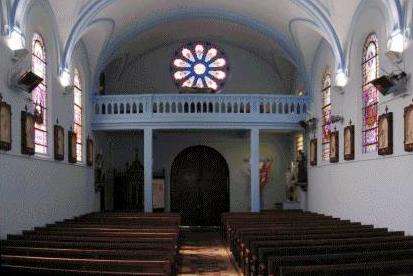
0, 3, 97, 238
103, 42, 288, 94
308, 4, 413, 235
97, 130, 293, 212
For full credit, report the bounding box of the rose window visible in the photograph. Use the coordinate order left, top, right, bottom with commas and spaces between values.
171, 42, 229, 93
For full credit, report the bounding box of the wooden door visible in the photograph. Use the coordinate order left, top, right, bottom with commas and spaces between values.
171, 146, 229, 226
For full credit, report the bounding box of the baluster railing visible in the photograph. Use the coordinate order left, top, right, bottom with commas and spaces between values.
93, 94, 311, 128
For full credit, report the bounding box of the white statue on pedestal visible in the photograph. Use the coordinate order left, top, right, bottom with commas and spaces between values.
285, 161, 298, 201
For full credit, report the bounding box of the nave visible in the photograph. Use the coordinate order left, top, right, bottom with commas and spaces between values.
2, 210, 413, 275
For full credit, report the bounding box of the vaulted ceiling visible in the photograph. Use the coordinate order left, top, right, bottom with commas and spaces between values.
2, 0, 406, 93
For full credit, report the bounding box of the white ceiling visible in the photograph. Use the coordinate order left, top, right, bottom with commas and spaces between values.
24, 0, 374, 90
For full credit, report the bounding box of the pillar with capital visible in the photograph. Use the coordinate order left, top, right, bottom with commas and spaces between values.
250, 128, 260, 212
144, 128, 153, 212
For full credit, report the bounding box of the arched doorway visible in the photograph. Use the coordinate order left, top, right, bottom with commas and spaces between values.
171, 146, 230, 226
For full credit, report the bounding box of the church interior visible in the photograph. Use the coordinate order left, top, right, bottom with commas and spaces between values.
1, 0, 413, 274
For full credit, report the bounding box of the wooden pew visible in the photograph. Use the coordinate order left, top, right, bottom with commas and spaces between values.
252, 237, 413, 276
267, 249, 413, 276
1, 212, 181, 275
1, 255, 172, 274
280, 259, 413, 276
1, 265, 169, 275
221, 211, 413, 276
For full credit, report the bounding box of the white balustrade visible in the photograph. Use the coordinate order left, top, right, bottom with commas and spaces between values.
92, 94, 311, 130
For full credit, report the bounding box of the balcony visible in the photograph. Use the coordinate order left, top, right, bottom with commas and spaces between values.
92, 94, 311, 130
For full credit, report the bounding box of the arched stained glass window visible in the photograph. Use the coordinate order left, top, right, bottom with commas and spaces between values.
171, 42, 229, 93
362, 33, 379, 153
73, 69, 83, 162
32, 33, 47, 154
321, 71, 332, 160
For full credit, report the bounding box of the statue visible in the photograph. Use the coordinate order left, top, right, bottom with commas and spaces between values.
296, 150, 308, 190
285, 162, 297, 201
95, 153, 105, 191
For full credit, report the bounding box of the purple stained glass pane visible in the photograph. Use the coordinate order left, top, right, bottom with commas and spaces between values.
76, 144, 82, 162
322, 143, 330, 160
366, 128, 378, 144
322, 125, 331, 143
362, 34, 379, 153
74, 124, 82, 143
35, 130, 47, 146
365, 143, 377, 153
35, 144, 47, 154
324, 107, 331, 123
74, 89, 82, 107
32, 33, 47, 154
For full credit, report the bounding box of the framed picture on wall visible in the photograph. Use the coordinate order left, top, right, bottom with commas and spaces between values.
86, 137, 94, 166
404, 104, 413, 152
309, 139, 317, 166
54, 125, 64, 160
329, 130, 339, 163
21, 110, 35, 155
344, 124, 355, 160
0, 98, 12, 151
378, 112, 393, 156
68, 130, 77, 163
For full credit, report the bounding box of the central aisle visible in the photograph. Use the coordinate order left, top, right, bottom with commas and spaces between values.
178, 227, 241, 275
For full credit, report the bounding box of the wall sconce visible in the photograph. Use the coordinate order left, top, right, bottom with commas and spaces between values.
59, 69, 71, 87
386, 30, 404, 63
334, 70, 348, 94
63, 85, 75, 95
299, 117, 318, 132
331, 115, 344, 124
7, 27, 25, 51
12, 48, 30, 62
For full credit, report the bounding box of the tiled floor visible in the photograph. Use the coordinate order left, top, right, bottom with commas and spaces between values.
177, 227, 241, 276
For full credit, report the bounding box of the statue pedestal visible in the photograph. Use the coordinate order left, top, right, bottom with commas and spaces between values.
298, 187, 308, 211
282, 201, 301, 210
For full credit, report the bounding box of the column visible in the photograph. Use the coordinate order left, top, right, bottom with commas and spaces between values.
144, 128, 153, 212
250, 128, 260, 212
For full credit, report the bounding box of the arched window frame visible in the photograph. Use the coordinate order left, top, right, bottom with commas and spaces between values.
362, 33, 379, 154
321, 70, 332, 161
73, 68, 83, 162
32, 33, 48, 154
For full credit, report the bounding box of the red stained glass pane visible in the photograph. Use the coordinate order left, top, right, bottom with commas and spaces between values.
364, 104, 377, 129
322, 124, 331, 144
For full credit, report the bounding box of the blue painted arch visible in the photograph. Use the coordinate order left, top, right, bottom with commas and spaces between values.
8, 0, 405, 87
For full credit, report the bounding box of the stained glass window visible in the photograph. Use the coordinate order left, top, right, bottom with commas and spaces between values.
32, 33, 47, 154
296, 133, 304, 154
73, 69, 83, 162
362, 33, 379, 153
321, 71, 332, 160
171, 42, 229, 93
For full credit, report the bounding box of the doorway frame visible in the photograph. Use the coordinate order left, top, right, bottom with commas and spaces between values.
170, 145, 230, 225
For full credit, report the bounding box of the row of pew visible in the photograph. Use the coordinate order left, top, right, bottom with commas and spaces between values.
1, 212, 181, 275
222, 210, 413, 276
